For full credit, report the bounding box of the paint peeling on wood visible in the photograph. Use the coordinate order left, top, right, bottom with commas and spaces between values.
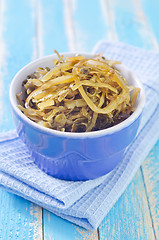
63, 0, 76, 51
75, 226, 98, 240
141, 141, 159, 239
98, 170, 155, 240
31, 0, 44, 59
100, 0, 118, 41
133, 0, 159, 50
0, 190, 42, 239
29, 203, 43, 240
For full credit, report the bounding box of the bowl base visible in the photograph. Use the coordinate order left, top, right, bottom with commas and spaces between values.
33, 150, 125, 181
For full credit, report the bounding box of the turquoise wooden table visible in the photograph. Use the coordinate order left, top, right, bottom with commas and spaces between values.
0, 0, 159, 239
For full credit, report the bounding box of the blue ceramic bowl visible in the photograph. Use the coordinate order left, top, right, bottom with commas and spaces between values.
9, 53, 145, 181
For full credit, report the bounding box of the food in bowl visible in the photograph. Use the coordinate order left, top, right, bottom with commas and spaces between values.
16, 52, 140, 132
10, 52, 145, 181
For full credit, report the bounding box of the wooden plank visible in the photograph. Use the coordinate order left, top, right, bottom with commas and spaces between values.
40, 0, 69, 55
43, 211, 99, 240
0, 0, 35, 131
0, 0, 43, 239
142, 0, 159, 49
43, 211, 75, 240
98, 170, 155, 240
100, 0, 118, 41
0, 190, 42, 240
133, 0, 159, 238
71, 0, 108, 52
100, 0, 143, 45
132, 0, 158, 50
40, 0, 108, 53
98, 0, 158, 239
141, 140, 159, 239
103, 0, 158, 49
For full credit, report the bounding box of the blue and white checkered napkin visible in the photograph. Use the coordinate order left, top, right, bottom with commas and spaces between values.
0, 41, 159, 230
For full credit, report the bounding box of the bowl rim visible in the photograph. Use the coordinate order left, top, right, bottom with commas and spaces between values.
9, 52, 146, 138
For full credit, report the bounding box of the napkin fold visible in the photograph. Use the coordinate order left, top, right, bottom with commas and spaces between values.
0, 41, 159, 230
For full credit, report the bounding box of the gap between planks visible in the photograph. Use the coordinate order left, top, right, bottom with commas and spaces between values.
31, 1, 44, 239
140, 167, 157, 240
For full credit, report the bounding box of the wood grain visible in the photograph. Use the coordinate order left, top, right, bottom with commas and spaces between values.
72, 0, 107, 52
98, 0, 159, 239
141, 141, 159, 239
141, 0, 159, 49
98, 170, 155, 240
0, 0, 43, 239
0, 190, 42, 240
0, 0, 35, 131
40, 0, 69, 55
63, 0, 76, 51
134, 0, 159, 238
43, 211, 99, 240
100, 0, 118, 41
133, 0, 158, 50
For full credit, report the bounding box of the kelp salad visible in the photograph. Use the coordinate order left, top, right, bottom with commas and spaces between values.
17, 52, 140, 132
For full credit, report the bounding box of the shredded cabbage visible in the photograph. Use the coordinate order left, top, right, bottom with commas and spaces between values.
17, 52, 140, 132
